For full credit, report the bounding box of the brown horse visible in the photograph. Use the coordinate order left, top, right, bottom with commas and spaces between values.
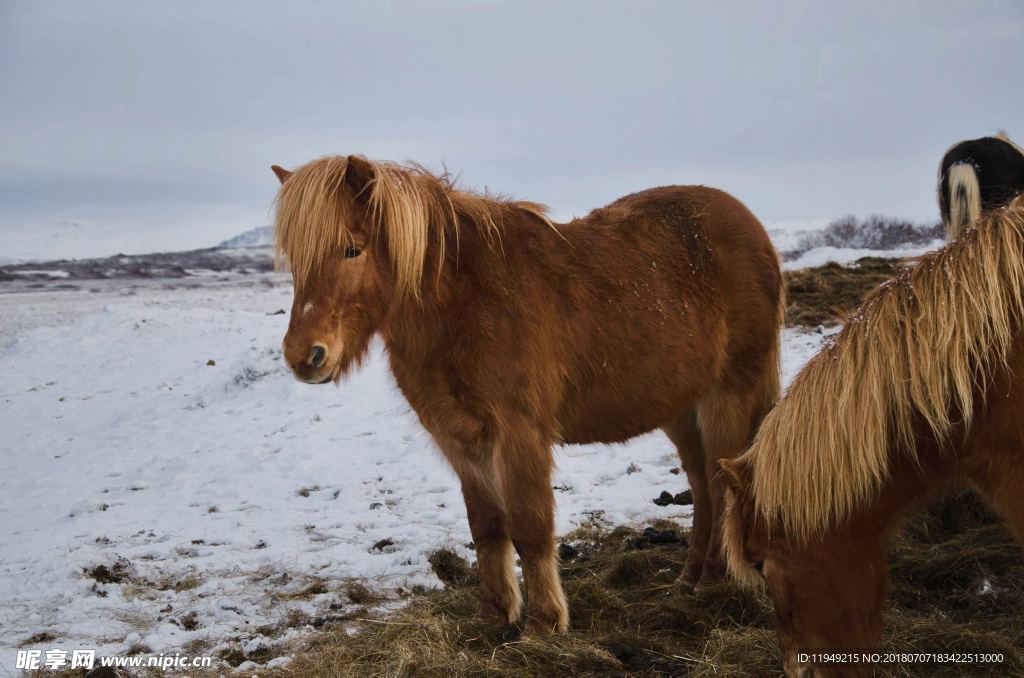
722, 196, 1024, 677
270, 155, 783, 633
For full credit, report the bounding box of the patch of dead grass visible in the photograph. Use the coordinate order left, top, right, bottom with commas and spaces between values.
784, 256, 907, 327
245, 492, 1022, 678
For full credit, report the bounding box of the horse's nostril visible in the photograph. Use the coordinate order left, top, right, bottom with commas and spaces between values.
309, 345, 327, 369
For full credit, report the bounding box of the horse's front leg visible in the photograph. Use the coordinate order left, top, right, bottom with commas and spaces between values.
446, 450, 524, 626
496, 434, 568, 634
449, 455, 522, 624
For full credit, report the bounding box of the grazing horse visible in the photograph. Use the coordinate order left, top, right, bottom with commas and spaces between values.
722, 196, 1024, 677
938, 132, 1024, 240
270, 155, 783, 633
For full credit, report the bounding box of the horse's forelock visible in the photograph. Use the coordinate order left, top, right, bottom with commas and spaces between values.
721, 473, 766, 590
273, 156, 355, 289
275, 155, 554, 300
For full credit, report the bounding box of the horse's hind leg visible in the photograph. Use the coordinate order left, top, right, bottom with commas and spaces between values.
450, 457, 522, 624
663, 409, 711, 587
695, 388, 759, 587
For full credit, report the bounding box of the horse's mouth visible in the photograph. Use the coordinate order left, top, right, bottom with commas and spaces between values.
288, 345, 345, 385
294, 364, 337, 385
311, 359, 341, 385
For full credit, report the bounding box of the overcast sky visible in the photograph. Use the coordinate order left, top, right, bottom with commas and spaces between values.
1, 0, 1022, 258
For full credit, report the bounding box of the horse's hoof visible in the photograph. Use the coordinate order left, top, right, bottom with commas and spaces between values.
523, 613, 569, 635
675, 561, 704, 591
675, 572, 699, 591
482, 609, 520, 627
480, 610, 515, 627
694, 557, 727, 587
692, 573, 727, 595
479, 597, 521, 626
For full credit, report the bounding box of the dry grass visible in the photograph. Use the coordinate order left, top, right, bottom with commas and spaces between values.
238, 494, 1020, 678
257, 520, 775, 678
784, 256, 906, 327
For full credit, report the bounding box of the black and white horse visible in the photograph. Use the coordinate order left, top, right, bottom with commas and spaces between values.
938, 132, 1024, 239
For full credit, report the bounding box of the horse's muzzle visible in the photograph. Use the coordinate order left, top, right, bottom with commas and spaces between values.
286, 343, 334, 384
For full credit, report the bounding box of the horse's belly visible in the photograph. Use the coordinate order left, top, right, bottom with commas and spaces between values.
560, 415, 665, 445
557, 380, 698, 445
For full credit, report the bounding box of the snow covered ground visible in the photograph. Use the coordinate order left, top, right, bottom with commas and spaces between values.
0, 272, 836, 665
782, 241, 943, 270
764, 218, 943, 270
0, 209, 941, 666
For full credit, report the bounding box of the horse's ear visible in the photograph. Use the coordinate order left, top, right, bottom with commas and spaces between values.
719, 457, 748, 496
345, 155, 375, 202
271, 165, 292, 184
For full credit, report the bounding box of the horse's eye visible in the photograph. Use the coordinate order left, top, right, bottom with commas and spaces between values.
753, 561, 765, 576
344, 246, 362, 259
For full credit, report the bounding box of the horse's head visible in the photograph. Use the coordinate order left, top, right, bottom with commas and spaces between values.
271, 156, 392, 385
720, 456, 886, 678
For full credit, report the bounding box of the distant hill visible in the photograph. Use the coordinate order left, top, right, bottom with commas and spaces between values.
218, 225, 273, 249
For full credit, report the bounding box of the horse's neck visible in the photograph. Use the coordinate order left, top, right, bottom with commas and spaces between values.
378, 296, 495, 448
378, 210, 561, 369
381, 296, 445, 359
849, 439, 958, 541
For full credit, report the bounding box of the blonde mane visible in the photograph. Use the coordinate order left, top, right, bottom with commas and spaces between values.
273, 155, 551, 299
749, 196, 1024, 542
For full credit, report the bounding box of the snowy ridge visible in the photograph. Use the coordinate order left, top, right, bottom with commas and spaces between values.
773, 215, 944, 270
217, 226, 274, 249
3, 212, 944, 270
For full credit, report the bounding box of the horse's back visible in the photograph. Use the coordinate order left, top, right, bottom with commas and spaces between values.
648, 186, 783, 393
553, 185, 782, 443
942, 136, 1024, 173
578, 184, 778, 295
590, 185, 770, 240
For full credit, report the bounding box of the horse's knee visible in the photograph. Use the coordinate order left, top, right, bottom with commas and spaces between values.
510, 533, 554, 562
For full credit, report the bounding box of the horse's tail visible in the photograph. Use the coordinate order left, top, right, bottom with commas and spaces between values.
945, 163, 981, 240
